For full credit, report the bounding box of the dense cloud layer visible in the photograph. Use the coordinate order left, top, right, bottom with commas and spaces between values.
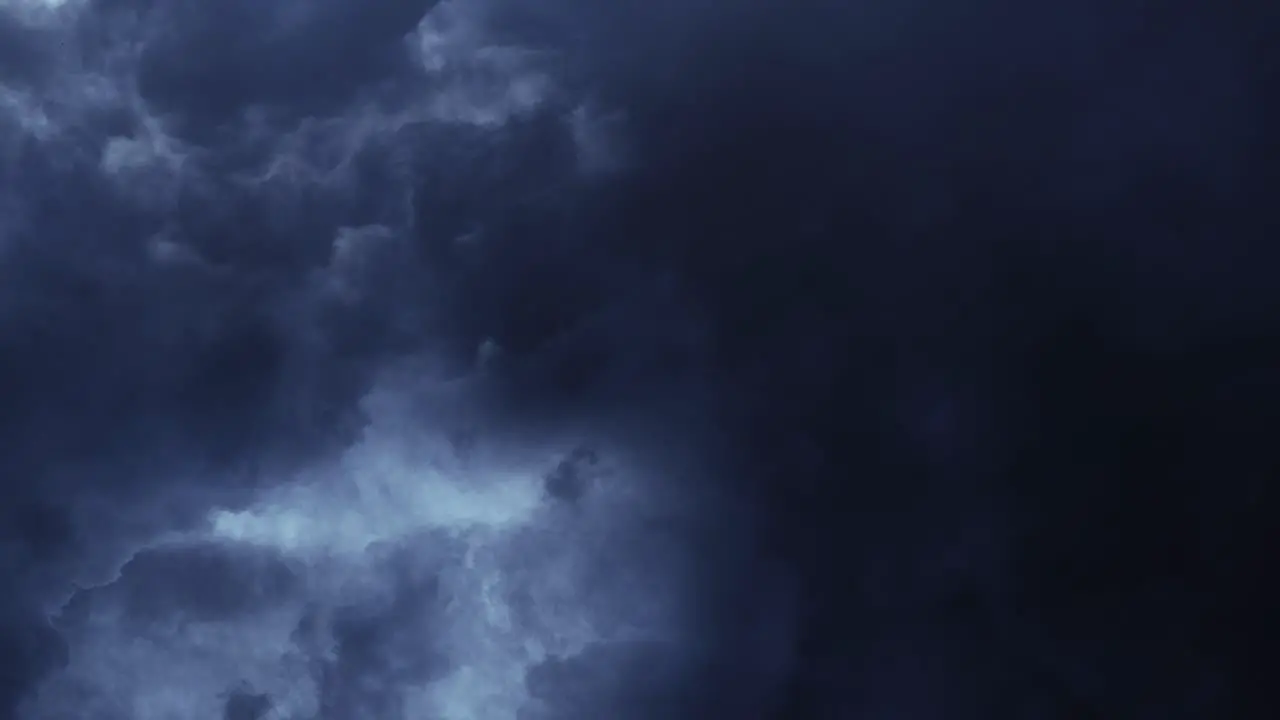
2, 1, 1278, 718
0, 1, 715, 717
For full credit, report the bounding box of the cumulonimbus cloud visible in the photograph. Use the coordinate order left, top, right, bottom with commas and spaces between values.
2, 1, 777, 719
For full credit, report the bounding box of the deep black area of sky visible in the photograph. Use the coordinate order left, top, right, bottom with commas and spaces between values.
1, 1, 1278, 718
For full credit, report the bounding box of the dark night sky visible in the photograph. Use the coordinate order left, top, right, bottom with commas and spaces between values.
1, 1, 1277, 718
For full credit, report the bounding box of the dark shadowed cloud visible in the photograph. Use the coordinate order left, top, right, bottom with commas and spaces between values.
2, 1, 1278, 718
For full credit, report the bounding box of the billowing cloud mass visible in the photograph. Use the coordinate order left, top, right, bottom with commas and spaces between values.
2, 1, 1278, 719
0, 1, 721, 717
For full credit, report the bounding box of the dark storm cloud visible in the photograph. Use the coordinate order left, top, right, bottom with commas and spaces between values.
3, 0, 1278, 718
0, 0, 581, 533
3, 3, 744, 716
130, 0, 442, 124
572, 1, 1278, 717
0, 0, 655, 716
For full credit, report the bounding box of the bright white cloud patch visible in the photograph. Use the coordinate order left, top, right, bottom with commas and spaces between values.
207, 450, 545, 557
1, 0, 82, 25
23, 379, 693, 720
411, 1, 552, 127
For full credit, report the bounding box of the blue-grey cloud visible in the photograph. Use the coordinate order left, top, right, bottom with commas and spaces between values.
1, 1, 734, 718
3, 1, 1277, 718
